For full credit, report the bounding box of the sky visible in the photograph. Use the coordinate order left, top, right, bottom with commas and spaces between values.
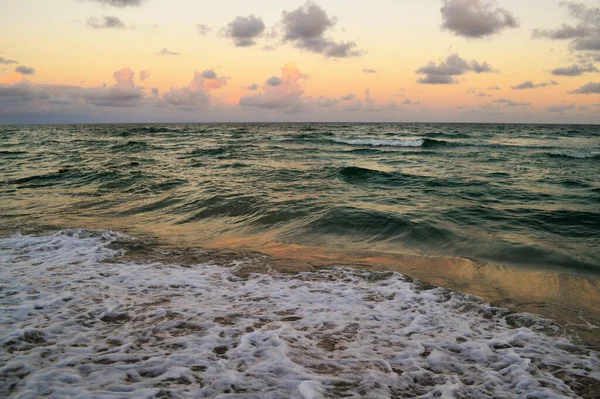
0, 0, 599, 124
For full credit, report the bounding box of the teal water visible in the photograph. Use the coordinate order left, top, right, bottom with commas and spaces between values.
1, 123, 599, 274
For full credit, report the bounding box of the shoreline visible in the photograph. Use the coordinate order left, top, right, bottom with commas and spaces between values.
106, 228, 600, 351
3, 222, 599, 350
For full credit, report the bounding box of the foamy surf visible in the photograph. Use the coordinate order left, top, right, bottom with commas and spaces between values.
1, 230, 598, 398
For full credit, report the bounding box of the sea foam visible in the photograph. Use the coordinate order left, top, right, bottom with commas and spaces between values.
1, 230, 598, 398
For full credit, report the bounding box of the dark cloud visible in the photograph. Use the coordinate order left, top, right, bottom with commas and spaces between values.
418, 75, 457, 84
477, 92, 491, 97
82, 87, 144, 107
0, 81, 48, 102
84, 0, 145, 6
224, 15, 265, 47
492, 98, 531, 107
511, 80, 558, 90
440, 0, 519, 38
246, 84, 259, 90
140, 70, 150, 81
282, 2, 362, 58
546, 103, 576, 112
151, 88, 159, 96
569, 81, 600, 94
362, 68, 378, 74
196, 24, 211, 36
470, 60, 496, 73
486, 85, 501, 90
551, 64, 599, 76
341, 94, 355, 101
416, 53, 496, 84
532, 2, 600, 61
15, 66, 35, 75
0, 57, 18, 65
157, 48, 180, 56
533, 24, 591, 40
266, 76, 283, 86
87, 16, 128, 29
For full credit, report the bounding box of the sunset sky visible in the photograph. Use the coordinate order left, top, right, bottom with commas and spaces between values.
1, 0, 599, 123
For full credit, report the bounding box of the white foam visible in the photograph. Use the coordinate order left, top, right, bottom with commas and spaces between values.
332, 138, 425, 147
1, 230, 598, 398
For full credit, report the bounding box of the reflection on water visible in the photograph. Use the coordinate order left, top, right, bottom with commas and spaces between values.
1, 122, 599, 347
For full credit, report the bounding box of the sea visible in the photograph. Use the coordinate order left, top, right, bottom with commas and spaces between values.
1, 123, 599, 398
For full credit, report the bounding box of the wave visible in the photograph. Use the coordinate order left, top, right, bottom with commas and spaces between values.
187, 146, 232, 157
332, 138, 426, 147
110, 141, 154, 152
121, 126, 183, 135
545, 151, 600, 159
0, 150, 28, 156
2, 230, 596, 398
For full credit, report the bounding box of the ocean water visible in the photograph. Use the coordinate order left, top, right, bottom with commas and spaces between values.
1, 123, 600, 397
1, 123, 599, 272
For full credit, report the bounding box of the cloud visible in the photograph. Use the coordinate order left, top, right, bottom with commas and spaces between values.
157, 48, 180, 56
0, 67, 153, 109
545, 103, 576, 112
163, 69, 228, 109
532, 2, 600, 60
418, 75, 457, 84
470, 60, 496, 73
402, 98, 421, 105
266, 76, 283, 86
341, 94, 355, 101
196, 24, 211, 36
240, 62, 306, 109
84, 0, 145, 6
15, 66, 35, 75
550, 64, 599, 76
224, 15, 265, 47
87, 16, 128, 29
477, 92, 491, 97
151, 88, 159, 96
492, 98, 531, 107
139, 70, 150, 81
0, 57, 18, 65
246, 84, 259, 90
486, 85, 501, 90
81, 67, 145, 107
416, 53, 496, 84
362, 68, 378, 74
511, 80, 558, 90
282, 2, 362, 58
440, 0, 519, 38
569, 81, 600, 94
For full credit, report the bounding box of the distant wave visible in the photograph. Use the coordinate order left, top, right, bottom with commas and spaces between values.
122, 126, 183, 135
332, 138, 426, 147
545, 151, 600, 159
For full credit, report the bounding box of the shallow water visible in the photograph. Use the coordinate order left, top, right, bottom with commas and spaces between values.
1, 230, 599, 398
